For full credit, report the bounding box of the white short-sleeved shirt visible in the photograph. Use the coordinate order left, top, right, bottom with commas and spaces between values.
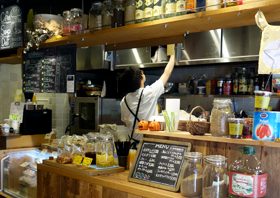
121, 79, 164, 140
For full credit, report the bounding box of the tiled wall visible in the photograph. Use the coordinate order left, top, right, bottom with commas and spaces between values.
0, 64, 72, 138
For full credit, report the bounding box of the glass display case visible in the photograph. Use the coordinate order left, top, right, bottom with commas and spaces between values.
1, 149, 51, 198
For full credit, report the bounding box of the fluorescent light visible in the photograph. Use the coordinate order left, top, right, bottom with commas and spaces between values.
132, 48, 142, 64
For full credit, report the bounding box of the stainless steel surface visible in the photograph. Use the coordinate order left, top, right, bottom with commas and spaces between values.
1, 156, 9, 192
77, 46, 111, 70
222, 25, 261, 58
101, 98, 122, 125
114, 62, 168, 69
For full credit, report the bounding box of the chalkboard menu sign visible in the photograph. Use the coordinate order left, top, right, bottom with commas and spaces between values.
0, 5, 23, 50
128, 138, 191, 192
22, 44, 76, 93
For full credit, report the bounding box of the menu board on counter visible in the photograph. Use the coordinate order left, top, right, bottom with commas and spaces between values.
128, 138, 191, 192
0, 5, 23, 50
22, 44, 76, 93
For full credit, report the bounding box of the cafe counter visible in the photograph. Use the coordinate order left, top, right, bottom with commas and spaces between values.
37, 163, 184, 198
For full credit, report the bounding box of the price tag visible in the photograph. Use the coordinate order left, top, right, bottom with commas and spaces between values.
44, 133, 52, 140
72, 155, 83, 165
82, 157, 93, 167
52, 151, 57, 157
20, 162, 30, 167
40, 149, 47, 155
51, 139, 59, 148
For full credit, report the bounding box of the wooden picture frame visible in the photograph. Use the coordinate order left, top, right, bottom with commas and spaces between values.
127, 138, 192, 192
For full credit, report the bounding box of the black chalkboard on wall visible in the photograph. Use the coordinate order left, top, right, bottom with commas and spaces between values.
0, 4, 23, 50
128, 138, 192, 192
22, 44, 76, 93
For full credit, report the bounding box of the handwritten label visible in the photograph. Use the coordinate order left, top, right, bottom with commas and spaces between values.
52, 151, 57, 157
73, 155, 83, 165
40, 149, 47, 155
132, 141, 188, 188
44, 133, 52, 140
51, 139, 59, 148
20, 162, 30, 167
82, 157, 93, 167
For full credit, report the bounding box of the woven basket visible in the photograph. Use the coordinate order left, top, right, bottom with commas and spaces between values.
186, 106, 210, 135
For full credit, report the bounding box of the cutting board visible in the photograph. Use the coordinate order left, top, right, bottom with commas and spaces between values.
43, 160, 124, 176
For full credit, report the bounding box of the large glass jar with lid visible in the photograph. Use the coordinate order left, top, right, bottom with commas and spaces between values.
62, 10, 71, 35
113, 0, 125, 27
181, 152, 203, 198
102, 0, 114, 29
210, 99, 232, 137
96, 134, 114, 167
203, 155, 228, 198
70, 8, 83, 34
125, 0, 135, 25
89, 2, 102, 30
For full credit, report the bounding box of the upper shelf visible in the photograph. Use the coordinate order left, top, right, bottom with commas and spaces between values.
162, 94, 280, 98
37, 0, 280, 51
136, 129, 280, 148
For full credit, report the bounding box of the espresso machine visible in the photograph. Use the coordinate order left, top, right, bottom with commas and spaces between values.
20, 93, 52, 135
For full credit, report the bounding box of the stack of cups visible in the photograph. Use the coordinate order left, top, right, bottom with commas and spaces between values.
165, 99, 180, 132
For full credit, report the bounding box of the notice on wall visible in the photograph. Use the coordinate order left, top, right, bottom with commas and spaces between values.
128, 138, 191, 192
22, 44, 76, 93
0, 5, 23, 50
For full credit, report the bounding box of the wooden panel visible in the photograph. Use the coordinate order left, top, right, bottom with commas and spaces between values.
103, 187, 127, 198
2, 134, 50, 149
37, 169, 60, 198
0, 191, 13, 198
127, 194, 143, 198
89, 183, 103, 198
43, 159, 124, 176
0, 55, 22, 64
136, 130, 280, 148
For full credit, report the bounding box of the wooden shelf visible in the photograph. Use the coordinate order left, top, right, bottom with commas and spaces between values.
163, 94, 280, 98
135, 129, 280, 148
34, 0, 280, 51
0, 55, 22, 64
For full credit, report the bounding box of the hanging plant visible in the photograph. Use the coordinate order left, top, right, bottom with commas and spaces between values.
24, 15, 62, 53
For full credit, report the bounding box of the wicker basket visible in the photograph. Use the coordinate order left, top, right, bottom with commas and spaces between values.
186, 106, 210, 135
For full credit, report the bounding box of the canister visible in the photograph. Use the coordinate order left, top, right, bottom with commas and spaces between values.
216, 78, 224, 95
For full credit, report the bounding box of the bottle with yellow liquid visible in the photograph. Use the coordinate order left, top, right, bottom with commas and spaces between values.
127, 149, 137, 170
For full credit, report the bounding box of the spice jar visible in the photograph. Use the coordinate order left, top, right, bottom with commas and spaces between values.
181, 152, 203, 198
96, 135, 114, 167
113, 0, 125, 27
228, 118, 244, 139
62, 10, 71, 35
70, 8, 83, 34
102, 0, 114, 29
203, 155, 227, 198
89, 2, 102, 30
125, 0, 135, 25
210, 99, 232, 137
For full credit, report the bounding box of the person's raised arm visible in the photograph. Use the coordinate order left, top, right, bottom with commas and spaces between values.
159, 55, 175, 85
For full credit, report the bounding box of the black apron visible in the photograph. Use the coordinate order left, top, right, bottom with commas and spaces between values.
124, 89, 144, 149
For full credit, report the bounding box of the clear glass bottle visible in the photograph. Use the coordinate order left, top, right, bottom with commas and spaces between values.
247, 67, 255, 95
113, 0, 125, 27
89, 2, 103, 30
102, 0, 114, 29
181, 152, 203, 198
238, 67, 247, 95
85, 138, 98, 165
210, 99, 232, 137
254, 74, 260, 91
70, 8, 83, 34
228, 147, 267, 198
203, 155, 228, 198
96, 135, 114, 168
232, 68, 239, 95
125, 0, 135, 25
62, 10, 71, 35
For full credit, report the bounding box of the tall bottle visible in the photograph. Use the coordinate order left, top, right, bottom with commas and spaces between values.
232, 68, 239, 95
247, 67, 255, 95
238, 67, 247, 95
113, 0, 125, 27
254, 74, 259, 92
165, 0, 176, 18
143, 0, 154, 21
186, 0, 195, 14
153, 0, 165, 20
102, 0, 114, 29
176, 0, 187, 15
228, 147, 267, 198
135, 0, 144, 23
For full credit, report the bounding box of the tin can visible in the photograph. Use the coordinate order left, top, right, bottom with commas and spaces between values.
223, 79, 232, 95
217, 78, 224, 95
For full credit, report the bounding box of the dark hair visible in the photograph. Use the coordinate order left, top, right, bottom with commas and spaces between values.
120, 66, 142, 93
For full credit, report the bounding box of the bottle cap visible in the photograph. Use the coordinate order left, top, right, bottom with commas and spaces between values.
238, 146, 256, 155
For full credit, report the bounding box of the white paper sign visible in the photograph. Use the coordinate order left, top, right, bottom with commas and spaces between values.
51, 139, 59, 148
67, 75, 75, 93
40, 149, 47, 155
44, 133, 52, 140
10, 102, 24, 123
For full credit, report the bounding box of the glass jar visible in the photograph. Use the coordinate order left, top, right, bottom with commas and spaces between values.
125, 0, 135, 25
203, 155, 227, 198
210, 99, 232, 137
62, 10, 71, 35
85, 138, 98, 165
70, 8, 83, 34
206, 0, 222, 11
181, 152, 203, 198
96, 135, 114, 167
89, 2, 102, 30
113, 0, 125, 27
102, 0, 114, 29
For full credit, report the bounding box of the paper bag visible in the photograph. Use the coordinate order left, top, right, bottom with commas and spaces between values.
256, 11, 280, 74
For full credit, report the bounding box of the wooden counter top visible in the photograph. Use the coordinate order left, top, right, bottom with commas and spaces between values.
38, 164, 184, 198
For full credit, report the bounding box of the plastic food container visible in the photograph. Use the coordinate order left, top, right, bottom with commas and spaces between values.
228, 118, 244, 139
254, 91, 272, 111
